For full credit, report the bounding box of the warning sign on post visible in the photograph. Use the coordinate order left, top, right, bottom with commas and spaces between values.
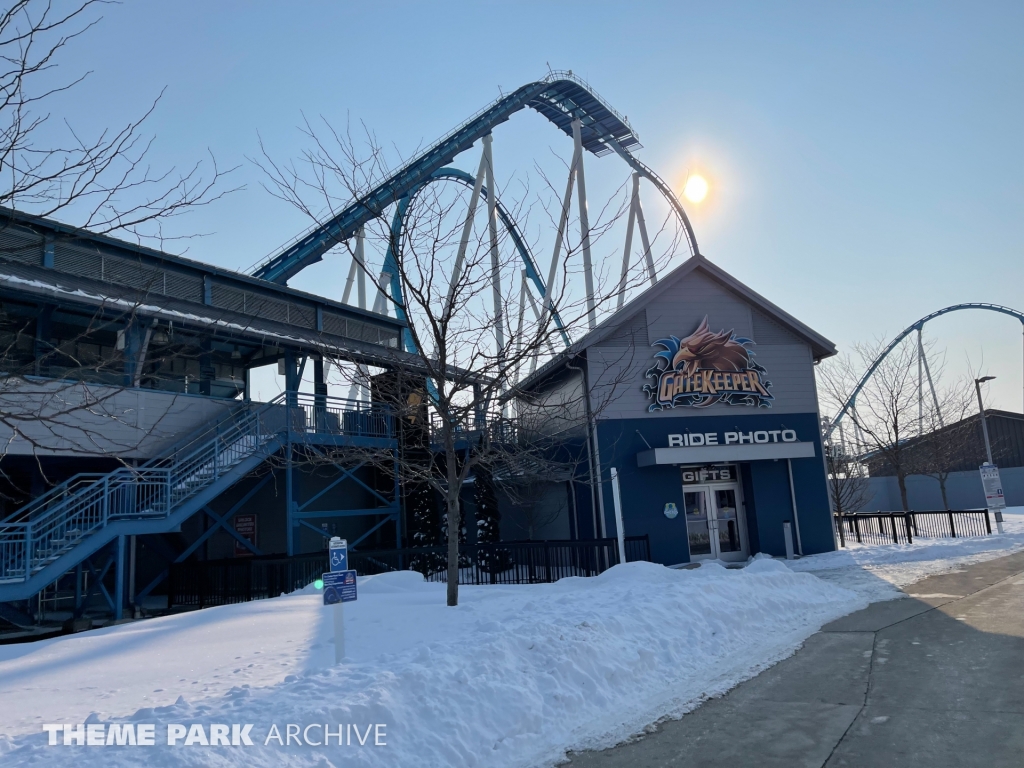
322, 570, 357, 605
980, 463, 1006, 510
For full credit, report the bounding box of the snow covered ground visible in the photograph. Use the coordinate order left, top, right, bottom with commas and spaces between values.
0, 559, 862, 767
0, 508, 1020, 767
788, 506, 1024, 602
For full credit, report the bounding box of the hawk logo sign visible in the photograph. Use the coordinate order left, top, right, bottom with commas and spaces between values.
643, 316, 773, 410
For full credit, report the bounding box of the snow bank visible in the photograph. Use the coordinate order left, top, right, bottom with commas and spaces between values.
789, 507, 1024, 601
0, 560, 861, 767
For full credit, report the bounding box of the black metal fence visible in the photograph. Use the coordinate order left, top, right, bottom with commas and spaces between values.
168, 535, 652, 607
834, 510, 992, 547
168, 552, 327, 608
352, 535, 651, 585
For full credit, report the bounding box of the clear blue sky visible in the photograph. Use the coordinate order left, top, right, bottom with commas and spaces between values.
46, 1, 1024, 410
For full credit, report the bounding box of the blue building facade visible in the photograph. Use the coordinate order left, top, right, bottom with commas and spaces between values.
518, 254, 838, 566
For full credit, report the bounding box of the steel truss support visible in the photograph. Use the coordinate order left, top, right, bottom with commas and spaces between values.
571, 118, 597, 330
617, 171, 657, 310
827, 304, 1024, 439
482, 134, 506, 368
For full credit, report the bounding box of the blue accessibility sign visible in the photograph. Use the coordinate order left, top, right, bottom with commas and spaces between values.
322, 570, 357, 605
329, 538, 348, 572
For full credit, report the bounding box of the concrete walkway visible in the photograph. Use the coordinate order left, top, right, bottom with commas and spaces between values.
567, 550, 1024, 768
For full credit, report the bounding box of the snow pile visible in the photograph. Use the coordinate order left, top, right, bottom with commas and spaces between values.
789, 507, 1024, 601
0, 560, 862, 767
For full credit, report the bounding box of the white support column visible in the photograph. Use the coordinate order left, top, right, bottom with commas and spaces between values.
633, 193, 656, 286
515, 269, 527, 379
921, 342, 944, 427
525, 287, 558, 354
787, 459, 804, 556
617, 173, 639, 311
917, 327, 924, 427
342, 226, 367, 308
446, 145, 489, 316
355, 227, 367, 309
610, 467, 626, 565
482, 134, 505, 359
539, 153, 576, 337
342, 259, 358, 305
571, 118, 597, 330
372, 271, 392, 314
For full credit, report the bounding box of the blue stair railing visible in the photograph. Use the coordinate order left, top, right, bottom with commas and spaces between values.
0, 392, 392, 591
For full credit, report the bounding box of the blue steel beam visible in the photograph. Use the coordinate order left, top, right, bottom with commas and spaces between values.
252, 73, 647, 285
827, 303, 1024, 439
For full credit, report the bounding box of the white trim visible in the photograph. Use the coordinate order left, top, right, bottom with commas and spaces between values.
637, 441, 816, 466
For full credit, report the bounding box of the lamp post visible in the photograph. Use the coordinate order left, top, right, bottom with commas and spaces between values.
974, 376, 1004, 534
974, 376, 995, 465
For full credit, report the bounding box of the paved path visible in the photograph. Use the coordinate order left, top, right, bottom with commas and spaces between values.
566, 551, 1024, 768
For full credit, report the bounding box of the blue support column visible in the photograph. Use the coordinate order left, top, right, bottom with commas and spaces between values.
114, 536, 125, 620
74, 562, 82, 613
285, 350, 299, 556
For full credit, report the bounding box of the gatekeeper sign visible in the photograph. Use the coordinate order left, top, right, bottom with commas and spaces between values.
644, 316, 773, 410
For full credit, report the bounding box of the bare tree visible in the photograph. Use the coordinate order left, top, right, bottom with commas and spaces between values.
907, 381, 981, 509
0, 1, 240, 504
258, 120, 671, 605
0, 0, 235, 243
821, 431, 871, 515
819, 337, 970, 512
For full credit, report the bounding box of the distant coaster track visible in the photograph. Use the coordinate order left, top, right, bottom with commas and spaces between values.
250, 71, 699, 288
826, 303, 1024, 440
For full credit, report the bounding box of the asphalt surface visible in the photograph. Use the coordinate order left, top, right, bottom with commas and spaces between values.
566, 550, 1024, 768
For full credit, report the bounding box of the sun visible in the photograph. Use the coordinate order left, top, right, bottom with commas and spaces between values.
683, 174, 709, 203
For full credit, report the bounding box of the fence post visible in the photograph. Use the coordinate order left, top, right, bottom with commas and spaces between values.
948, 511, 957, 538
542, 542, 551, 583
853, 515, 862, 544
984, 509, 992, 535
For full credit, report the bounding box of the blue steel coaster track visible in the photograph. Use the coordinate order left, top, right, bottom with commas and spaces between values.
251, 71, 699, 286
826, 303, 1024, 440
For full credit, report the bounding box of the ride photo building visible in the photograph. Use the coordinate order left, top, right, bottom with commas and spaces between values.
518, 252, 838, 566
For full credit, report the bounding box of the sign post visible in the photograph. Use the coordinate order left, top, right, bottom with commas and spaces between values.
324, 537, 357, 663
980, 463, 1006, 534
609, 467, 627, 565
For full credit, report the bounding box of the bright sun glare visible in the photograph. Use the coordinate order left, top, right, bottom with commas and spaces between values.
683, 174, 709, 203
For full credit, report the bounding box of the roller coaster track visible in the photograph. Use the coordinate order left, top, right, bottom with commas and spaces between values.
826, 303, 1024, 440
378, 167, 571, 353
251, 71, 699, 286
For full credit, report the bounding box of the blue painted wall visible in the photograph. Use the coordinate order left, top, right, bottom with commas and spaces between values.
596, 411, 834, 564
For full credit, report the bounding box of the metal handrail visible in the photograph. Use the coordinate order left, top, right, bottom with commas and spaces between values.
0, 391, 394, 584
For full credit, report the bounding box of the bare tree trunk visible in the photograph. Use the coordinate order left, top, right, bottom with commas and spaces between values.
939, 474, 950, 510
897, 472, 910, 511
445, 440, 460, 607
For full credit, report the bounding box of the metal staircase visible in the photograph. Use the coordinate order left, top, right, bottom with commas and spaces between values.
0, 394, 292, 602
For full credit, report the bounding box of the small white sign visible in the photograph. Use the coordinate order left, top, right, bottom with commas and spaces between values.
980, 463, 1006, 510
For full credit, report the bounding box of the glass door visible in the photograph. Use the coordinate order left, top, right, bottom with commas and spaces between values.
683, 484, 748, 562
683, 488, 713, 558
711, 487, 746, 562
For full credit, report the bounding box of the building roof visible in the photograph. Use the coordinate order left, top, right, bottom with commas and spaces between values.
864, 409, 1024, 475
0, 207, 408, 365
518, 253, 838, 392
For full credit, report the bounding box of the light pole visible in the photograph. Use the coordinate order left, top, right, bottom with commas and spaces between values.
974, 376, 995, 466
974, 376, 1004, 534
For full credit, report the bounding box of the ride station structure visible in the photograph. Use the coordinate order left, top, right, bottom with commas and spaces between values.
0, 72, 844, 629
